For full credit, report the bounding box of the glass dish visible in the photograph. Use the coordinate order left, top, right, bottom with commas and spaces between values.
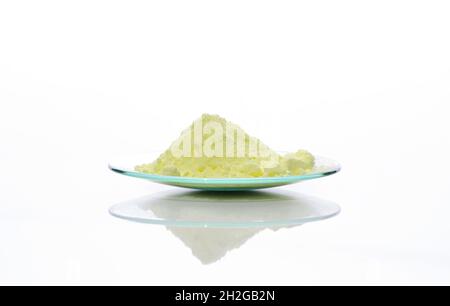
108, 153, 340, 190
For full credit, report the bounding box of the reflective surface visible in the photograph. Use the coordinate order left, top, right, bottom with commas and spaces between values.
110, 190, 340, 264
109, 190, 341, 228
109, 154, 341, 190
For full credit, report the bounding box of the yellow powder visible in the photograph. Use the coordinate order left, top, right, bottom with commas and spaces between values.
136, 114, 314, 178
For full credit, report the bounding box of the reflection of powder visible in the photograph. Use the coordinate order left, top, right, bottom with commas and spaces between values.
136, 114, 314, 178
167, 227, 262, 265
145, 190, 321, 264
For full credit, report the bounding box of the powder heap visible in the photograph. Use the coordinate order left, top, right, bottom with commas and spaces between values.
136, 114, 314, 178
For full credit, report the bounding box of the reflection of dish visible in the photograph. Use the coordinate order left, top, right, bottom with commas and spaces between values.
109, 190, 341, 228
109, 190, 341, 264
108, 154, 340, 190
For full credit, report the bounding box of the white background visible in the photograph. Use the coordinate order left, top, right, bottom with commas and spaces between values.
1, 1, 450, 285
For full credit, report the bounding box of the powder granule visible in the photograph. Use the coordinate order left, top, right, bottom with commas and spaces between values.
136, 114, 314, 178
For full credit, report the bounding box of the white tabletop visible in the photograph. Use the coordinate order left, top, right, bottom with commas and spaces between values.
1, 1, 450, 285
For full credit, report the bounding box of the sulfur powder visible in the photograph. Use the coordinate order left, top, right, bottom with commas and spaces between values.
136, 114, 314, 178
